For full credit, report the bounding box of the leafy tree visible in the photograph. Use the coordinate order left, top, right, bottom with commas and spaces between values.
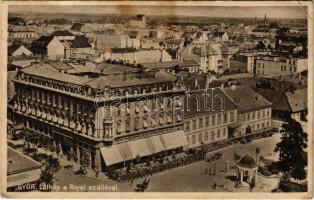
39, 166, 55, 191
274, 118, 307, 181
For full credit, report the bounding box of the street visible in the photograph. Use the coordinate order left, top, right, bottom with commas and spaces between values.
53, 132, 282, 192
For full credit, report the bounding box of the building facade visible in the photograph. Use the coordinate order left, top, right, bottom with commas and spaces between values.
10, 62, 187, 171
224, 85, 272, 138
184, 88, 238, 148
254, 56, 307, 76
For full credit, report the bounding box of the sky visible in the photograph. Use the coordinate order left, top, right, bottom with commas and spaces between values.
9, 5, 308, 19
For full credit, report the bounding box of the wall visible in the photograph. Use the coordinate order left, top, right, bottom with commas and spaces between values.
184, 109, 237, 148
47, 37, 65, 60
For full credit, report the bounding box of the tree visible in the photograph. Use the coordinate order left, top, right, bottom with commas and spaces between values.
80, 152, 90, 175
274, 118, 307, 181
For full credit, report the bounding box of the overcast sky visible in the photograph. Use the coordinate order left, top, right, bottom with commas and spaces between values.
10, 5, 308, 19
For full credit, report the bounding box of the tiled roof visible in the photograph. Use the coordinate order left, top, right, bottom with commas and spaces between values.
8, 45, 22, 55
94, 62, 140, 74
285, 89, 307, 112
237, 155, 258, 168
224, 85, 272, 113
111, 47, 137, 53
142, 61, 180, 69
31, 36, 54, 48
21, 63, 90, 85
71, 23, 84, 31
184, 87, 237, 117
86, 70, 178, 89
51, 30, 74, 36
47, 61, 73, 70
8, 147, 41, 175
70, 36, 91, 48
180, 59, 200, 67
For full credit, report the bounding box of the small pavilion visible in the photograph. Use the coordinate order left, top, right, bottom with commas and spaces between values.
236, 155, 258, 185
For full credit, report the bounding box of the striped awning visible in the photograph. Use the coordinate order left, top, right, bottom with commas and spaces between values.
100, 130, 187, 166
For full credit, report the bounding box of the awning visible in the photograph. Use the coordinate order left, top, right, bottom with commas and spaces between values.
161, 130, 189, 150
100, 145, 123, 166
100, 130, 188, 166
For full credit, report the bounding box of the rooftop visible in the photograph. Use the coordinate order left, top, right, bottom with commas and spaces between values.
184, 87, 237, 118
86, 70, 178, 89
7, 147, 41, 175
237, 155, 258, 168
224, 85, 272, 113
20, 63, 91, 85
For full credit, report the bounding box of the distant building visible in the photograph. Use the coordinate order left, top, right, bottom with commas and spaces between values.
64, 35, 93, 59
128, 14, 146, 28
30, 36, 64, 60
256, 88, 307, 122
253, 56, 307, 76
51, 30, 75, 41
8, 44, 33, 57
88, 33, 141, 51
104, 48, 172, 64
184, 88, 238, 148
224, 85, 272, 138
9, 29, 37, 39
210, 31, 229, 42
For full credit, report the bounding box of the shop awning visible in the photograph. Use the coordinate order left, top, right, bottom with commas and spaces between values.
100, 145, 123, 166
161, 130, 188, 150
100, 130, 188, 166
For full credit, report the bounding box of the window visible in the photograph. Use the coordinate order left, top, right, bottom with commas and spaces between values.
224, 113, 228, 123
217, 129, 221, 138
192, 135, 196, 144
217, 114, 222, 125
126, 118, 131, 132
211, 115, 216, 126
204, 132, 208, 141
205, 117, 210, 126
134, 117, 140, 130
186, 121, 190, 131
198, 134, 202, 143
262, 123, 264, 128
262, 110, 265, 118
257, 111, 260, 119
116, 121, 122, 134
223, 128, 226, 137
230, 111, 235, 122
199, 118, 203, 128
159, 114, 164, 125
192, 119, 197, 130
247, 113, 250, 121
252, 112, 255, 120
143, 117, 148, 129
267, 109, 270, 117
167, 114, 172, 124
257, 123, 260, 129
211, 131, 215, 140
176, 113, 182, 122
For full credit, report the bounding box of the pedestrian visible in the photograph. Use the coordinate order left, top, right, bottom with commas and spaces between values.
130, 179, 133, 186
